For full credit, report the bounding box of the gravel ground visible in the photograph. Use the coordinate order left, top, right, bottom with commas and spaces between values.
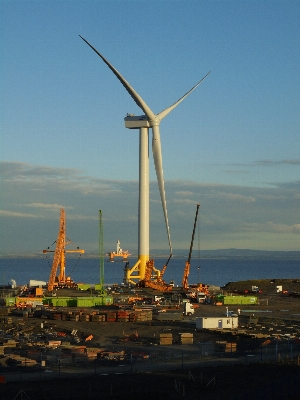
1, 279, 300, 399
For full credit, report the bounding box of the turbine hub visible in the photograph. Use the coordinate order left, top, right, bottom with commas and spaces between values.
149, 116, 160, 127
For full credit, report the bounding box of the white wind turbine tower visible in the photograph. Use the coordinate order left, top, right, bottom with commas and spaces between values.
80, 36, 210, 285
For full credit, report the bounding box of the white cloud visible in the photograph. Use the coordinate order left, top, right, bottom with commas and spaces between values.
174, 191, 194, 197
173, 198, 197, 205
213, 191, 256, 203
25, 203, 68, 210
1, 161, 299, 254
0, 210, 38, 218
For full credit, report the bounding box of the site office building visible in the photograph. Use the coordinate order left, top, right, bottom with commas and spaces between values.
196, 316, 238, 330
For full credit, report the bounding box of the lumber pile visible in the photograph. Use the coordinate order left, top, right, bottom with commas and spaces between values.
178, 332, 193, 345
159, 333, 173, 345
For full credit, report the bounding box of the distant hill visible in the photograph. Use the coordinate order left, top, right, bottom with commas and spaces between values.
1, 248, 299, 259
150, 248, 300, 259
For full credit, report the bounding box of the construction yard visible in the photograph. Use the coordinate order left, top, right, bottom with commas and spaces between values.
1, 279, 300, 399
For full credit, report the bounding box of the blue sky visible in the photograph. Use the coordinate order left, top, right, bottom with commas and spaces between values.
1, 0, 299, 255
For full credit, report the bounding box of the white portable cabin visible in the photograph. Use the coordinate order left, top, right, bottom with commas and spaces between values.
29, 280, 47, 287
196, 316, 238, 330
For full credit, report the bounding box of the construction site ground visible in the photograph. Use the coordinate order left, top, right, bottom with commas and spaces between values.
1, 278, 300, 399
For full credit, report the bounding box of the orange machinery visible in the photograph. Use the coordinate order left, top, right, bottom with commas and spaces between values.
182, 204, 210, 299
138, 257, 173, 292
182, 204, 200, 290
43, 208, 84, 291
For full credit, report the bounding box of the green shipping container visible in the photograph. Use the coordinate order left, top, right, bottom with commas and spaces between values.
43, 298, 52, 305
77, 284, 91, 291
5, 297, 16, 306
66, 298, 77, 307
94, 297, 103, 306
102, 296, 113, 306
51, 297, 70, 307
223, 296, 258, 305
77, 297, 95, 307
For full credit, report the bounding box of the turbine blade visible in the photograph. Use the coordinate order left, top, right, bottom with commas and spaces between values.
157, 71, 211, 121
152, 125, 172, 254
79, 36, 155, 120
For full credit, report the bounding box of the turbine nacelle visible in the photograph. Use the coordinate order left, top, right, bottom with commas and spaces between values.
124, 115, 150, 129
124, 115, 161, 129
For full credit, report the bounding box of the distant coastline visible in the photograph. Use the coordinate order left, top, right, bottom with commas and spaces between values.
1, 249, 299, 259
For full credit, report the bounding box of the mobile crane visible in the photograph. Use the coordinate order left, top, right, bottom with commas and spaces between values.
182, 204, 210, 299
43, 208, 84, 291
182, 204, 200, 290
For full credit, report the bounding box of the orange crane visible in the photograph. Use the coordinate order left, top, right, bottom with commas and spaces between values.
182, 204, 200, 290
43, 208, 84, 291
138, 257, 173, 292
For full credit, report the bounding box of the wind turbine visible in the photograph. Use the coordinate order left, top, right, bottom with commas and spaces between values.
80, 36, 210, 285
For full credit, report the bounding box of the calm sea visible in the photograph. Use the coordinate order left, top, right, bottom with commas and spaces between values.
0, 256, 299, 287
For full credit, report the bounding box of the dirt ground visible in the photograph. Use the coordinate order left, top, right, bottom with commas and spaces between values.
1, 279, 300, 399
35, 278, 300, 347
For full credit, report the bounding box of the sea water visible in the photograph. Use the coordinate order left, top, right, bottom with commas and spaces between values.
0, 256, 299, 288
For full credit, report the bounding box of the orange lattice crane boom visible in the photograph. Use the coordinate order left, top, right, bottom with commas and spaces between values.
43, 208, 84, 291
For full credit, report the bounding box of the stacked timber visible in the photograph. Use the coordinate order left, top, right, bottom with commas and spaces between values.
47, 311, 62, 320
215, 341, 237, 353
160, 333, 173, 345
69, 314, 80, 321
178, 333, 193, 345
117, 310, 130, 322
135, 310, 152, 322
91, 314, 106, 322
61, 311, 71, 321
19, 307, 154, 323
79, 313, 91, 322
106, 312, 117, 322
128, 312, 137, 322
3, 339, 17, 349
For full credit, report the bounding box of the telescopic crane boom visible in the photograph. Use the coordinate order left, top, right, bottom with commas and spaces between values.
43, 208, 84, 291
182, 204, 200, 290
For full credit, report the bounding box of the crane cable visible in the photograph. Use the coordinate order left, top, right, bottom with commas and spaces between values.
43, 242, 83, 274
69, 253, 83, 275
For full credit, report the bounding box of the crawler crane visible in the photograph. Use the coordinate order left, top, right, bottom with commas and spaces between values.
182, 204, 200, 290
182, 204, 209, 299
43, 208, 84, 291
138, 255, 173, 292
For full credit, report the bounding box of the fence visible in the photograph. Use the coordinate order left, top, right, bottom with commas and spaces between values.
1, 340, 300, 383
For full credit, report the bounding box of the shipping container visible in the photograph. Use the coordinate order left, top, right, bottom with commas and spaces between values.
94, 297, 103, 306
77, 284, 91, 291
223, 296, 258, 305
50, 297, 74, 307
77, 297, 95, 307
102, 296, 113, 306
5, 297, 16, 306
196, 316, 238, 329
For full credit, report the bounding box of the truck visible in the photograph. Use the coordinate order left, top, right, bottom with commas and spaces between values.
196, 292, 207, 303
184, 302, 195, 316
